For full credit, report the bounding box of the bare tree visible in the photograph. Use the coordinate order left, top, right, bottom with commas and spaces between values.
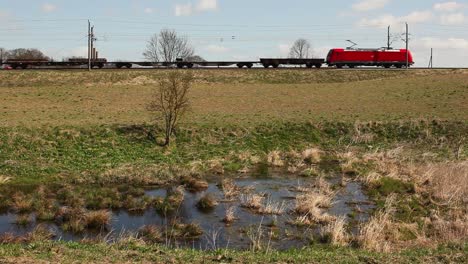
143, 34, 159, 63
6, 48, 49, 60
289, 39, 312, 59
0, 48, 8, 63
148, 72, 193, 146
143, 29, 195, 63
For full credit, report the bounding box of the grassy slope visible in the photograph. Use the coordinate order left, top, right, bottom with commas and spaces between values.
0, 242, 466, 264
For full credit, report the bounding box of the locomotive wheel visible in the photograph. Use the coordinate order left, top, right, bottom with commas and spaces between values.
315, 64, 322, 68
349, 65, 355, 68
395, 64, 402, 68
384, 65, 391, 69
337, 64, 343, 69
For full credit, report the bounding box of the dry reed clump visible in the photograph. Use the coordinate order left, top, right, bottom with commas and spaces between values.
428, 213, 468, 243
84, 210, 111, 229
138, 225, 163, 243
183, 177, 209, 192
208, 159, 225, 175
259, 198, 286, 215
302, 148, 322, 164
267, 151, 284, 167
320, 216, 349, 246
219, 178, 240, 200
412, 161, 468, 206
12, 193, 33, 213
358, 195, 396, 252
240, 193, 264, 210
294, 191, 335, 224
223, 207, 236, 224
197, 193, 218, 210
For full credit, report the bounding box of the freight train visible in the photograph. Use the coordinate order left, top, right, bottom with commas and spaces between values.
1, 48, 414, 69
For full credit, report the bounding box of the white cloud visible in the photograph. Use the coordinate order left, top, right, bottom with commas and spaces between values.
433, 2, 465, 12
144, 8, 154, 14
352, 0, 390, 12
416, 37, 468, 49
175, 0, 218, 16
205, 44, 229, 53
175, 3, 193, 16
358, 10, 432, 28
196, 0, 217, 11
440, 13, 465, 24
42, 3, 57, 13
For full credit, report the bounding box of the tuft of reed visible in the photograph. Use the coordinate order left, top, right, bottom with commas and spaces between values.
84, 210, 111, 229
223, 206, 236, 224
139, 225, 163, 243
240, 193, 264, 210
320, 216, 349, 246
14, 214, 33, 226
196, 193, 218, 211
12, 193, 33, 213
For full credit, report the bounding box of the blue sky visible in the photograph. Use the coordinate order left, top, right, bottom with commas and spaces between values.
1, 0, 467, 66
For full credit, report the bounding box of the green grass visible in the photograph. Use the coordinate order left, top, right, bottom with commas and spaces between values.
0, 241, 465, 263
0, 121, 465, 185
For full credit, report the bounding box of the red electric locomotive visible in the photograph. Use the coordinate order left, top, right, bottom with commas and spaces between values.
326, 48, 414, 68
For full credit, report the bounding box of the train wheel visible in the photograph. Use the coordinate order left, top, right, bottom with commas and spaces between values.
126, 64, 132, 69
237, 64, 244, 69
349, 65, 355, 68
263, 64, 270, 68
247, 64, 253, 69
306, 63, 313, 68
384, 65, 391, 69
177, 64, 183, 69
272, 64, 279, 68
21, 65, 27, 69
315, 64, 322, 68
187, 64, 194, 69
337, 64, 343, 69
395, 64, 402, 69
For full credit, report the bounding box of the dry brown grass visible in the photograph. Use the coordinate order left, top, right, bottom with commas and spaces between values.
12, 193, 33, 213
259, 198, 286, 215
413, 162, 468, 206
294, 191, 335, 224
240, 193, 264, 210
84, 210, 111, 229
223, 207, 236, 224
320, 216, 349, 246
196, 193, 218, 210
220, 179, 240, 200
267, 151, 284, 167
358, 195, 396, 252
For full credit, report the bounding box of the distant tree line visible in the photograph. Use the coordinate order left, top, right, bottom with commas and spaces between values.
0, 48, 49, 62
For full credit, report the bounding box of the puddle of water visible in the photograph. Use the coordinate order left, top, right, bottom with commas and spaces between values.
0, 176, 373, 250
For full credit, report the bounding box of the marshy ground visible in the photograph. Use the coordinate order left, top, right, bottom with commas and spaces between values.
0, 69, 467, 263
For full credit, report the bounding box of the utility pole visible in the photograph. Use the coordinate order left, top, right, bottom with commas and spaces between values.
405, 22, 409, 69
88, 20, 91, 71
387, 25, 391, 49
428, 48, 433, 68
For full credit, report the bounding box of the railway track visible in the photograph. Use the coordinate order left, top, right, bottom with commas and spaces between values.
9, 67, 468, 71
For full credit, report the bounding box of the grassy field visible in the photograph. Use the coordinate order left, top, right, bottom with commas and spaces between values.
0, 69, 467, 263
0, 69, 467, 127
